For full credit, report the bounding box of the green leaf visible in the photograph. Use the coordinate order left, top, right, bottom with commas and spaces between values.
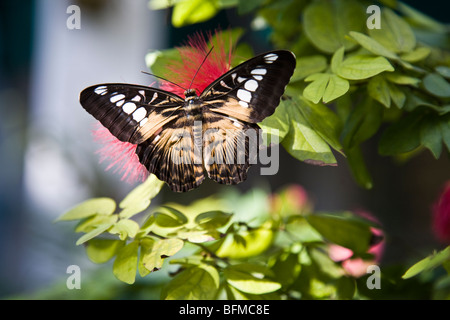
400, 47, 431, 63
303, 0, 365, 53
213, 222, 274, 259
119, 174, 164, 219
336, 55, 394, 80
378, 110, 425, 156
330, 46, 345, 74
154, 206, 188, 227
336, 276, 356, 299
304, 73, 350, 104
420, 115, 443, 158
142, 238, 184, 272
368, 76, 391, 108
271, 252, 302, 287
368, 8, 416, 53
145, 48, 181, 77
346, 145, 373, 189
136, 215, 155, 238
422, 73, 450, 98
306, 212, 373, 254
138, 237, 154, 277
57, 198, 116, 221
261, 98, 338, 165
75, 214, 118, 233
402, 246, 450, 279
435, 66, 450, 79
112, 240, 139, 284
109, 219, 140, 240
195, 210, 232, 230
291, 55, 328, 82
388, 82, 406, 108
385, 72, 421, 86
172, 0, 219, 27
439, 115, 450, 152
349, 31, 398, 60
297, 97, 343, 154
162, 264, 220, 300
224, 264, 281, 294
341, 96, 383, 148
86, 239, 125, 264
76, 218, 118, 246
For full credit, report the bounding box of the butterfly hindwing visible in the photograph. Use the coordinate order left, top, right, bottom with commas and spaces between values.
202, 111, 260, 185
135, 117, 204, 192
79, 84, 184, 144
201, 50, 296, 123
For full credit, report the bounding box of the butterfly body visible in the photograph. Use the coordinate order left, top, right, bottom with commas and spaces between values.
80, 50, 296, 192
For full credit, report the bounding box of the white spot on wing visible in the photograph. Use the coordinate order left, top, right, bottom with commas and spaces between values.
244, 79, 258, 92
251, 68, 267, 75
140, 117, 148, 127
94, 86, 107, 95
237, 76, 246, 83
237, 89, 252, 103
122, 102, 136, 114
239, 101, 249, 108
139, 90, 145, 96
110, 94, 125, 104
132, 107, 147, 122
132, 95, 141, 102
149, 92, 158, 104
220, 80, 231, 89
253, 75, 263, 81
264, 53, 278, 63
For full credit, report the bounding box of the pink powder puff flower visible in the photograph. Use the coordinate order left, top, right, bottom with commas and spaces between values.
328, 211, 385, 278
432, 182, 450, 243
92, 31, 235, 184
159, 31, 233, 96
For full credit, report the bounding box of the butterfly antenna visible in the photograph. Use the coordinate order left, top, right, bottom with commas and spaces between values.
188, 45, 214, 90
141, 71, 187, 91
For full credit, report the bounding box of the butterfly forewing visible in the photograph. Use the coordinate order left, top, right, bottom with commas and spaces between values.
80, 84, 184, 144
201, 50, 296, 123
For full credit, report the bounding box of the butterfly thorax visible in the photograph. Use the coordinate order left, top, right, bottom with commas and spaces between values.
184, 89, 203, 119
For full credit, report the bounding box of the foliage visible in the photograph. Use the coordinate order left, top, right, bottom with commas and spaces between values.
56, 0, 450, 299
59, 176, 380, 299
150, 0, 450, 189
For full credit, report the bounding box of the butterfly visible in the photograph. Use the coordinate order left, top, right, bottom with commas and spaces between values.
80, 50, 296, 192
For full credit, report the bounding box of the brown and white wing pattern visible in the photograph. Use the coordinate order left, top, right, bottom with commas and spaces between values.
202, 111, 260, 185
135, 117, 204, 192
79, 83, 184, 144
201, 50, 296, 123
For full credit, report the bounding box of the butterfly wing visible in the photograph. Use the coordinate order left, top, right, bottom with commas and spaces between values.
200, 50, 295, 184
202, 111, 260, 185
135, 117, 205, 192
200, 50, 296, 123
79, 83, 184, 144
80, 83, 205, 191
